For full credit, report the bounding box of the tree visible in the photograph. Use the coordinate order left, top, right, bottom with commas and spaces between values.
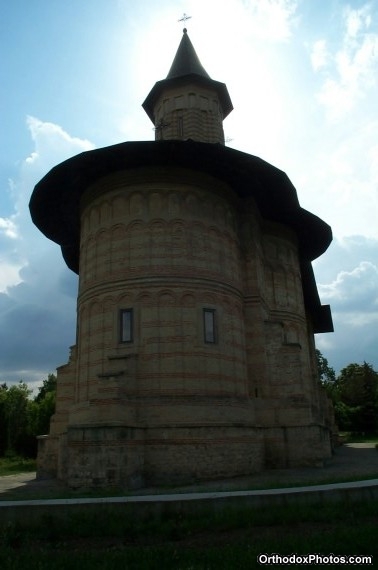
35, 373, 57, 403
35, 390, 56, 436
336, 362, 378, 433
0, 374, 57, 458
0, 384, 8, 455
316, 349, 337, 400
315, 352, 378, 434
316, 349, 336, 383
3, 381, 31, 454
33, 373, 56, 436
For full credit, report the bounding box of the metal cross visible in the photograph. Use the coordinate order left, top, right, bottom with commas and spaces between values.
178, 13, 192, 23
154, 120, 170, 131
154, 119, 170, 140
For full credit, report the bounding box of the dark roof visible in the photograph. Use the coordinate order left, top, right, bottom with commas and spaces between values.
166, 28, 210, 79
142, 30, 233, 123
29, 140, 333, 332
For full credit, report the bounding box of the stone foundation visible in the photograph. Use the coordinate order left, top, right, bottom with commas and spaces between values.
36, 435, 59, 480
37, 422, 332, 489
263, 425, 332, 469
58, 425, 264, 489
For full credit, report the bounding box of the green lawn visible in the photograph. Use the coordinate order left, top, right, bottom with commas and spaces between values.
1, 450, 377, 568
0, 456, 36, 477
0, 500, 377, 568
342, 432, 378, 444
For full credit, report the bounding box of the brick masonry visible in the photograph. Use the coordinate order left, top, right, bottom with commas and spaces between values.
152, 83, 226, 143
37, 166, 334, 488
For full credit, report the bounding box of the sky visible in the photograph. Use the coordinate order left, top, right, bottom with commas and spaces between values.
0, 0, 377, 389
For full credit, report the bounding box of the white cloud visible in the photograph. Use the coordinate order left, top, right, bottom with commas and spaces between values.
369, 144, 378, 181
295, 114, 378, 241
0, 263, 23, 292
316, 78, 353, 118
25, 116, 94, 172
311, 39, 328, 71
345, 4, 372, 39
0, 218, 23, 292
313, 4, 378, 120
241, 0, 298, 41
318, 261, 378, 311
0, 118, 92, 383
0, 117, 93, 296
314, 238, 378, 372
325, 120, 378, 238
0, 218, 18, 239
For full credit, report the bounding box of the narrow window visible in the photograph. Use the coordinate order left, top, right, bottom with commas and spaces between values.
120, 309, 133, 343
177, 116, 183, 138
203, 309, 216, 343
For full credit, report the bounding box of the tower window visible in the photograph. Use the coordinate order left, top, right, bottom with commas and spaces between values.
203, 309, 216, 343
119, 309, 133, 343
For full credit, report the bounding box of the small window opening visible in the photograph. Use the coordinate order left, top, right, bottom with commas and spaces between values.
178, 116, 184, 138
203, 308, 216, 343
120, 309, 133, 343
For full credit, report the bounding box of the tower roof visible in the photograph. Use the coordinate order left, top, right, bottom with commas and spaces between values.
142, 29, 233, 124
166, 28, 210, 79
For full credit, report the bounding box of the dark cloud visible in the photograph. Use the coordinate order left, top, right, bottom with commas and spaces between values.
0, 117, 90, 386
314, 236, 378, 373
0, 209, 77, 386
0, 256, 77, 383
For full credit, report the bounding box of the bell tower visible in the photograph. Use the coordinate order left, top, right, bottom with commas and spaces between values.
143, 28, 233, 144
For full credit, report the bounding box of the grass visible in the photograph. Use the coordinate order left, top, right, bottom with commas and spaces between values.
1, 444, 378, 567
341, 432, 378, 444
0, 500, 377, 568
2, 470, 378, 503
0, 456, 36, 477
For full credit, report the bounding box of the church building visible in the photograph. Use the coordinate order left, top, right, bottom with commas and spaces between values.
29, 29, 334, 488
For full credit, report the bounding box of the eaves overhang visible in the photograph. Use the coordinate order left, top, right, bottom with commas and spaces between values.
142, 75, 233, 124
29, 140, 333, 332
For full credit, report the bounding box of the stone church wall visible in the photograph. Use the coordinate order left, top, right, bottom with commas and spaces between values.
36, 165, 332, 487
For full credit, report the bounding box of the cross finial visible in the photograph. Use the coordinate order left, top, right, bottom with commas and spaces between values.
178, 13, 192, 24
153, 119, 170, 140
